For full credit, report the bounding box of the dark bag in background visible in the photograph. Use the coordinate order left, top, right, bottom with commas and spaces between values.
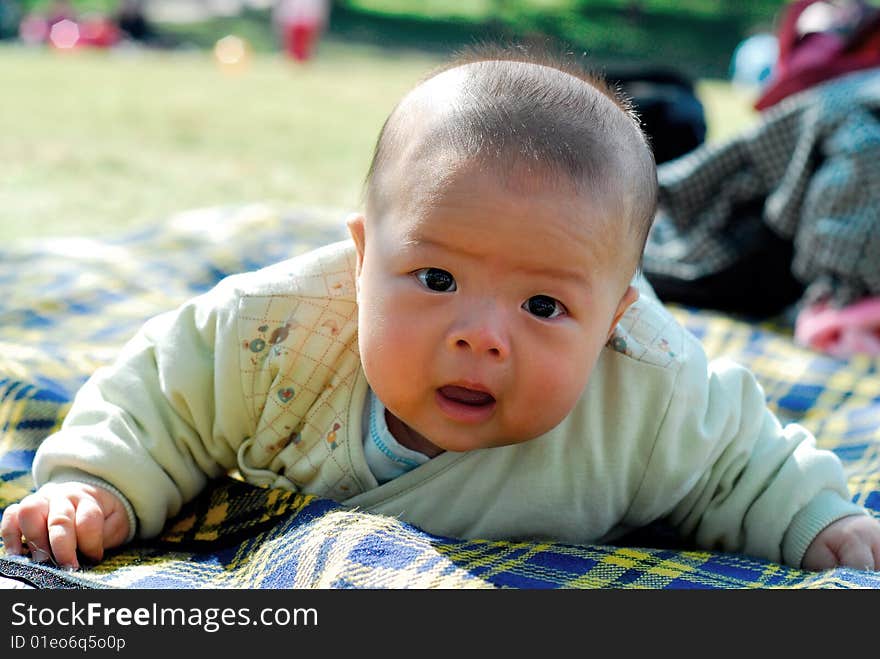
604, 67, 708, 164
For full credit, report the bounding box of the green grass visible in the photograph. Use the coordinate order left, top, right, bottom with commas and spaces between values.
328, 1, 783, 78
0, 41, 758, 242
18, 0, 120, 13
0, 42, 440, 241
16, 1, 784, 77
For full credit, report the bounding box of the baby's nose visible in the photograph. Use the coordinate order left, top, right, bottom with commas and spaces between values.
448, 308, 510, 359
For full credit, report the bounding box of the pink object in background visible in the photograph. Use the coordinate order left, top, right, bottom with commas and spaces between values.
795, 297, 880, 357
19, 13, 120, 49
273, 0, 330, 61
755, 0, 880, 111
19, 14, 50, 44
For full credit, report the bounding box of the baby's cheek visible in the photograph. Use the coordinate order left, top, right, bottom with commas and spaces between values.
527, 367, 583, 422
524, 351, 594, 420
359, 317, 420, 393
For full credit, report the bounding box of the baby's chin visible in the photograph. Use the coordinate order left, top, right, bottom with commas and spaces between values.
416, 419, 560, 454
379, 388, 573, 453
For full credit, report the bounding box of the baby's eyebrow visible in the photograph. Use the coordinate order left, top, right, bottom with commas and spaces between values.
398, 235, 450, 251
399, 236, 428, 248
400, 235, 587, 285
519, 265, 587, 285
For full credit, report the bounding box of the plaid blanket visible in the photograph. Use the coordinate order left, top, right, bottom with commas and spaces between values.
2, 205, 879, 589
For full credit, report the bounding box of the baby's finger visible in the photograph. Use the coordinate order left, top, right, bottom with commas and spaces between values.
17, 495, 51, 563
802, 542, 837, 571
46, 497, 79, 569
0, 504, 25, 555
838, 541, 875, 572
73, 496, 105, 564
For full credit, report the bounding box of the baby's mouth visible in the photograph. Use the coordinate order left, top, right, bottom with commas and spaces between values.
437, 385, 496, 406
435, 385, 497, 423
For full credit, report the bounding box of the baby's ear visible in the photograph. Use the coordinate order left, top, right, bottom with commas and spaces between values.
607, 285, 639, 341
346, 213, 366, 276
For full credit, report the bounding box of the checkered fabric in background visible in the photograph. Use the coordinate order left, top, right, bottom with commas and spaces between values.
1, 205, 878, 589
644, 68, 880, 308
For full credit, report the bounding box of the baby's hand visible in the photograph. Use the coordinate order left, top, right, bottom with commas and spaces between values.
1, 482, 130, 570
802, 514, 880, 571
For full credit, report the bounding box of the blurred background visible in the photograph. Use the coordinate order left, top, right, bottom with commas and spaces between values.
0, 0, 787, 241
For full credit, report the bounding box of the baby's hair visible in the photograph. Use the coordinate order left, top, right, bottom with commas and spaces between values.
363, 42, 658, 264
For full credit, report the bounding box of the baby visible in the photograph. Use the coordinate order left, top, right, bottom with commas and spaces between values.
3, 46, 880, 573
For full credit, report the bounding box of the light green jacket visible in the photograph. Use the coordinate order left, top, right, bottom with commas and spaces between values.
34, 241, 866, 567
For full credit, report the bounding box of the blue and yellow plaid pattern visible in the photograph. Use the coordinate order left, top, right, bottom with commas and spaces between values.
1, 205, 879, 589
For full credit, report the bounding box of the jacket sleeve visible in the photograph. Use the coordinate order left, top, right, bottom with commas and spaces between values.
627, 332, 866, 567
32, 275, 253, 540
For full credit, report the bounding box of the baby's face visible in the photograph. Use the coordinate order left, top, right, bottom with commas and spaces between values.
349, 163, 638, 456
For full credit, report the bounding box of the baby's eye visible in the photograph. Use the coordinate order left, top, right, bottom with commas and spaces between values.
523, 295, 567, 319
414, 268, 457, 292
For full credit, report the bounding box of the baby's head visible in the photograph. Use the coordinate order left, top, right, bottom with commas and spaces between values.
347, 45, 657, 456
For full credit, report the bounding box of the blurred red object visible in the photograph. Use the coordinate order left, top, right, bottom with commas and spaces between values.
77, 18, 121, 48
274, 0, 330, 62
282, 22, 318, 61
755, 0, 880, 110
20, 14, 120, 49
